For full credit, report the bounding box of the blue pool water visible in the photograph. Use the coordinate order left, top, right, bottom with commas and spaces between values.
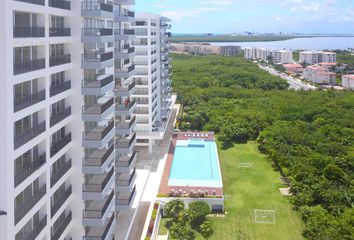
168, 139, 222, 187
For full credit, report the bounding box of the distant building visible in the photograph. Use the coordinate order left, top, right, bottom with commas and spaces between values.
220, 46, 241, 56
342, 75, 354, 89
283, 63, 304, 74
171, 43, 219, 55
302, 65, 336, 85
299, 51, 337, 65
244, 47, 293, 64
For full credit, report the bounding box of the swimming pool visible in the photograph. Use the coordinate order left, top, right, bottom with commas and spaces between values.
168, 139, 222, 187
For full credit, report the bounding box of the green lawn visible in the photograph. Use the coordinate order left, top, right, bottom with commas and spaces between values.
208, 142, 304, 240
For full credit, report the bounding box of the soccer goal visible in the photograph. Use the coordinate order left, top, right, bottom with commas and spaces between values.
254, 209, 276, 224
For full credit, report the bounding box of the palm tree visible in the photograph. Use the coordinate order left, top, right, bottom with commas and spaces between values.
180, 209, 195, 226
200, 220, 214, 240
165, 199, 185, 219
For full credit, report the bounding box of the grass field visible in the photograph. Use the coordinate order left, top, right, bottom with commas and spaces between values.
208, 142, 304, 240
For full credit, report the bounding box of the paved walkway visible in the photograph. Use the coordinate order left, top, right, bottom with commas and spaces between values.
126, 105, 179, 240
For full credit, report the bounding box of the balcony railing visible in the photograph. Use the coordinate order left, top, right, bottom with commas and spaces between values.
119, 9, 135, 17
51, 159, 72, 187
114, 29, 135, 36
116, 132, 136, 149
14, 58, 45, 75
49, 28, 71, 37
14, 0, 44, 5
116, 151, 136, 168
116, 99, 136, 113
50, 133, 72, 157
50, 54, 71, 67
51, 186, 72, 217
83, 120, 114, 141
83, 144, 114, 167
49, 0, 71, 10
52, 211, 72, 240
116, 186, 136, 205
83, 75, 114, 89
83, 190, 114, 219
14, 90, 45, 112
116, 168, 136, 186
14, 185, 46, 224
81, 2, 113, 12
82, 52, 113, 62
50, 107, 71, 127
23, 215, 47, 240
116, 116, 136, 130
14, 122, 46, 149
50, 81, 71, 97
14, 153, 46, 187
82, 168, 114, 193
13, 26, 45, 38
83, 213, 114, 240
82, 28, 113, 36
83, 98, 114, 115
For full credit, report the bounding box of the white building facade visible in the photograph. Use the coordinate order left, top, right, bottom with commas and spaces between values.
132, 13, 174, 152
299, 51, 337, 65
0, 0, 138, 239
342, 75, 354, 89
244, 47, 293, 64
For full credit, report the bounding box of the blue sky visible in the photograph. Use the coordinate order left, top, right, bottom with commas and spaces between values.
135, 0, 354, 34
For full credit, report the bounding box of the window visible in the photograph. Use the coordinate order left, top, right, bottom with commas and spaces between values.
50, 44, 64, 57
51, 72, 65, 87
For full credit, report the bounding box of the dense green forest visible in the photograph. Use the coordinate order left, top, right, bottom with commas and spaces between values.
172, 54, 354, 239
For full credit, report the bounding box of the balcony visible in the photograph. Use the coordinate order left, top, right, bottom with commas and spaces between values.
115, 46, 135, 60
114, 0, 135, 5
114, 29, 135, 40
82, 98, 114, 122
82, 120, 115, 148
114, 9, 135, 22
22, 214, 47, 240
116, 116, 136, 135
52, 211, 72, 240
82, 168, 114, 201
14, 122, 46, 150
115, 64, 135, 78
14, 90, 45, 112
51, 186, 72, 217
83, 213, 115, 240
82, 28, 113, 43
50, 54, 71, 67
50, 107, 71, 127
14, 153, 46, 187
115, 151, 136, 172
116, 132, 136, 154
82, 75, 114, 96
51, 159, 72, 187
50, 80, 71, 97
50, 28, 71, 37
14, 58, 45, 75
116, 82, 136, 97
49, 0, 71, 10
81, 2, 113, 18
83, 191, 115, 226
116, 186, 136, 210
14, 185, 46, 224
14, 0, 44, 6
83, 144, 115, 174
82, 52, 114, 69
116, 168, 136, 191
50, 133, 72, 157
115, 99, 136, 116
13, 26, 45, 38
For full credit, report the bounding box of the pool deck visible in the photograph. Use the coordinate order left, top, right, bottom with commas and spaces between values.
158, 132, 223, 197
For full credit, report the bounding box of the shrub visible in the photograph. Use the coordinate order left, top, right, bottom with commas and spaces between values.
189, 201, 211, 228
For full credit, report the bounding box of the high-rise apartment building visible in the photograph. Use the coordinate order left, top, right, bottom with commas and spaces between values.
132, 13, 174, 152
299, 51, 337, 65
244, 47, 293, 64
0, 0, 138, 239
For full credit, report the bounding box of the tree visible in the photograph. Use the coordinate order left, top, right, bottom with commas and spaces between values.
165, 199, 185, 219
200, 220, 214, 240
169, 222, 196, 240
180, 209, 195, 226
189, 201, 211, 228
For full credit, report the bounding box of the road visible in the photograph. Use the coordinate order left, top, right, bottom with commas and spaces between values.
258, 64, 317, 91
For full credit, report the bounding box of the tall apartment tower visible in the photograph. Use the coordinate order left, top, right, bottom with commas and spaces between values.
132, 13, 174, 152
0, 0, 137, 239
0, 0, 83, 239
